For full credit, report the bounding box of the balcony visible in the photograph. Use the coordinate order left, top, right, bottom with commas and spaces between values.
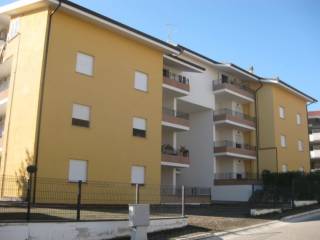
162, 108, 190, 131
162, 69, 190, 96
213, 81, 255, 102
214, 109, 256, 131
310, 130, 320, 142
311, 150, 320, 159
161, 144, 190, 168
214, 141, 256, 160
214, 172, 258, 185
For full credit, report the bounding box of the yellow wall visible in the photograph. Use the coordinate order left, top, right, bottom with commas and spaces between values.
258, 83, 310, 173
0, 9, 49, 197
36, 11, 163, 189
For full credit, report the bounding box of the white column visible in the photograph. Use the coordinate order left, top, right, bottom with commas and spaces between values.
173, 132, 177, 149
172, 168, 176, 194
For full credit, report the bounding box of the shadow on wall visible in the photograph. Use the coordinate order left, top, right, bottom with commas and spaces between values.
13, 150, 34, 199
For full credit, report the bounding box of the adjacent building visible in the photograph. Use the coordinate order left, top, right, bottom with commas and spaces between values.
0, 0, 316, 202
308, 111, 320, 170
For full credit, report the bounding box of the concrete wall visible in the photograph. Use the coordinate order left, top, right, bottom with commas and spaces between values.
212, 184, 261, 202
177, 110, 214, 187
0, 217, 187, 240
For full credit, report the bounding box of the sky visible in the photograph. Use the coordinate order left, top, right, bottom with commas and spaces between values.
1, 0, 320, 110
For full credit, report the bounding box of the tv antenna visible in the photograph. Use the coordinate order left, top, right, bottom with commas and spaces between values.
165, 24, 176, 44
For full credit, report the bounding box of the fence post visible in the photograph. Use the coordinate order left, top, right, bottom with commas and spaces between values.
77, 180, 82, 221
26, 176, 32, 221
135, 184, 140, 204
181, 185, 185, 217
291, 179, 295, 209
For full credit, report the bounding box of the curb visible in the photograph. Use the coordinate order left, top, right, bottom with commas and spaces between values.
281, 208, 320, 221
178, 207, 320, 240
176, 220, 279, 240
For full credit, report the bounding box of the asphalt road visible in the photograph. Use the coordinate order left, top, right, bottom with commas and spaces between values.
211, 212, 320, 240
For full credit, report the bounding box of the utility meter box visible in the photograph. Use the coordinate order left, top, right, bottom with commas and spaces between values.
129, 204, 150, 227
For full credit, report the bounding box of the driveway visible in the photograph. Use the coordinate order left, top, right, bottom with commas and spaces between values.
212, 211, 320, 240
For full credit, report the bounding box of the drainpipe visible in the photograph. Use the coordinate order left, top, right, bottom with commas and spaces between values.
32, 0, 62, 203
254, 80, 263, 180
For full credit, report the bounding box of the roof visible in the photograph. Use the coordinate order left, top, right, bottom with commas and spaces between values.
309, 111, 320, 118
261, 78, 317, 103
0, 0, 180, 54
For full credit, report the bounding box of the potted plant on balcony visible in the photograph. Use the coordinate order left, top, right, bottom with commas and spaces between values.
179, 146, 189, 157
162, 144, 176, 155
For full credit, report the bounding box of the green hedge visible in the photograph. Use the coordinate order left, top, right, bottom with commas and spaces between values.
258, 171, 320, 201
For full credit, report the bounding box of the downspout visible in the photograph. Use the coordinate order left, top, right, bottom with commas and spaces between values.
254, 80, 263, 180
32, 0, 62, 203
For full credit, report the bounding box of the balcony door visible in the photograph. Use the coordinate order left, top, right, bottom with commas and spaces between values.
233, 130, 244, 148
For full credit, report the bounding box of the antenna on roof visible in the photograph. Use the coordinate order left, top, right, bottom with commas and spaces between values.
165, 24, 176, 44
248, 66, 254, 73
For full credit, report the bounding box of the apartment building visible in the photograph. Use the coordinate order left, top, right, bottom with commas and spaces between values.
308, 111, 320, 170
0, 0, 316, 202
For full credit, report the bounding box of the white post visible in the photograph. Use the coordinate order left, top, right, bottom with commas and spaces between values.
172, 168, 176, 194
181, 185, 185, 217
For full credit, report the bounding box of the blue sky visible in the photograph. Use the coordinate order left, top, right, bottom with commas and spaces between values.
1, 0, 320, 109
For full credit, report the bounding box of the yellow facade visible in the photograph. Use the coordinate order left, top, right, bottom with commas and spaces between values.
257, 83, 310, 174
0, 8, 164, 202
0, 9, 50, 197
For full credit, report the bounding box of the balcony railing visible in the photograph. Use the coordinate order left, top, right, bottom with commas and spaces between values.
214, 172, 259, 185
214, 172, 257, 180
214, 109, 256, 129
214, 141, 256, 151
213, 80, 255, 99
162, 108, 190, 128
163, 108, 189, 120
163, 69, 190, 92
161, 144, 190, 166
214, 140, 256, 158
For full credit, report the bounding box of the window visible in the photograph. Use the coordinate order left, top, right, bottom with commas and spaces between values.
72, 104, 90, 128
279, 106, 285, 119
280, 135, 286, 147
131, 166, 145, 184
68, 160, 87, 182
76, 52, 94, 76
133, 117, 146, 138
282, 164, 288, 173
7, 17, 20, 40
298, 140, 304, 151
296, 113, 301, 125
134, 71, 148, 92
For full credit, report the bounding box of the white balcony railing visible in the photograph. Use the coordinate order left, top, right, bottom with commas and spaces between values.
310, 132, 320, 142
310, 150, 320, 159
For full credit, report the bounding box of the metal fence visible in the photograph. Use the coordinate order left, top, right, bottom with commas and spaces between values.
0, 175, 211, 222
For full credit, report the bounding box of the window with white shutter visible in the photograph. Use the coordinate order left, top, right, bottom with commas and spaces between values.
134, 71, 148, 92
72, 104, 91, 128
76, 52, 94, 76
132, 117, 146, 138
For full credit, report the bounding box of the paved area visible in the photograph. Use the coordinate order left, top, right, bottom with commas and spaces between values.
215, 211, 320, 240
